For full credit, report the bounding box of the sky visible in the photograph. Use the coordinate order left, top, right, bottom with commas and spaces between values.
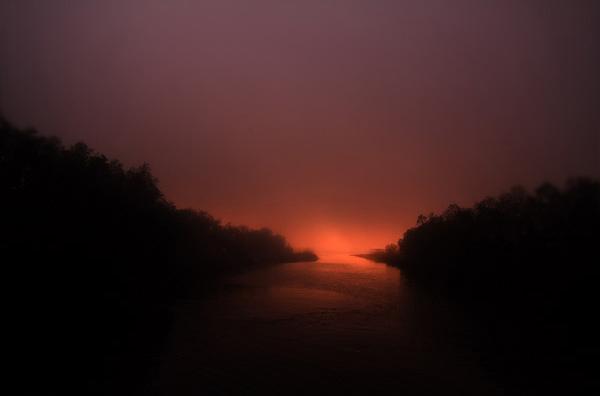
1, 0, 599, 254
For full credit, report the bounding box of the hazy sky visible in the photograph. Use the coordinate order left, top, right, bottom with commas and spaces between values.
1, 0, 599, 253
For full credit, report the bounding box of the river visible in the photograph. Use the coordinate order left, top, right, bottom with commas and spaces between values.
152, 254, 504, 395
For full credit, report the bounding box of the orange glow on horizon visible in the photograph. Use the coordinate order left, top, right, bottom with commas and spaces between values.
2, 0, 598, 266
282, 223, 405, 255
199, 204, 410, 256
314, 230, 354, 254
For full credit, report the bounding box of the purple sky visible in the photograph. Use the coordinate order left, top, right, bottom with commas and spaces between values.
1, 0, 599, 253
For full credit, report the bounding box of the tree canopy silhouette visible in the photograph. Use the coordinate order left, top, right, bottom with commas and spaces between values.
0, 115, 316, 395
376, 178, 599, 395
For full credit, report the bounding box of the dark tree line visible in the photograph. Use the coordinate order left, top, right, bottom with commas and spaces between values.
0, 116, 316, 395
380, 178, 599, 395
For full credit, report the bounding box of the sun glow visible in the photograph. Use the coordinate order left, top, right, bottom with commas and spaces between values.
318, 230, 353, 254
289, 223, 402, 256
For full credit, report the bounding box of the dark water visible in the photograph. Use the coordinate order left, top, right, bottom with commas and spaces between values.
153, 254, 504, 395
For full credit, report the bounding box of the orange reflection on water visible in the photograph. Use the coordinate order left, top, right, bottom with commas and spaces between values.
316, 253, 376, 266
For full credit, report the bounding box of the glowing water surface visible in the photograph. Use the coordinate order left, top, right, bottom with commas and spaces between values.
154, 254, 501, 395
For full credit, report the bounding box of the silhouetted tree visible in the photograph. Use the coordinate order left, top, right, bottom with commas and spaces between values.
379, 178, 599, 395
0, 115, 316, 395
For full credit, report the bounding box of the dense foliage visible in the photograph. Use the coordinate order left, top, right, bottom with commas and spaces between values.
384, 179, 599, 394
392, 179, 599, 295
0, 116, 316, 395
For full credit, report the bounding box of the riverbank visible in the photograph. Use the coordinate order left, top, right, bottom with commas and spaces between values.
355, 178, 599, 395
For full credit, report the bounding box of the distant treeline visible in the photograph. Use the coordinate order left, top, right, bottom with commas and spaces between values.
0, 116, 316, 395
375, 178, 599, 394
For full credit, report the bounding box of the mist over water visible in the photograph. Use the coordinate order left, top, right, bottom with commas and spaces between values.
2, 2, 598, 394
2, 0, 598, 250
155, 255, 500, 396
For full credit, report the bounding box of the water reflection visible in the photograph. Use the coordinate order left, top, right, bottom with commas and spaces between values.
154, 255, 501, 396
317, 253, 388, 265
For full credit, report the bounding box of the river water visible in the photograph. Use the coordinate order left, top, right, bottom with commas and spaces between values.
152, 254, 504, 395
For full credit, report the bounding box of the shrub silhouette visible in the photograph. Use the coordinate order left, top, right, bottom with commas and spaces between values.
0, 116, 316, 395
